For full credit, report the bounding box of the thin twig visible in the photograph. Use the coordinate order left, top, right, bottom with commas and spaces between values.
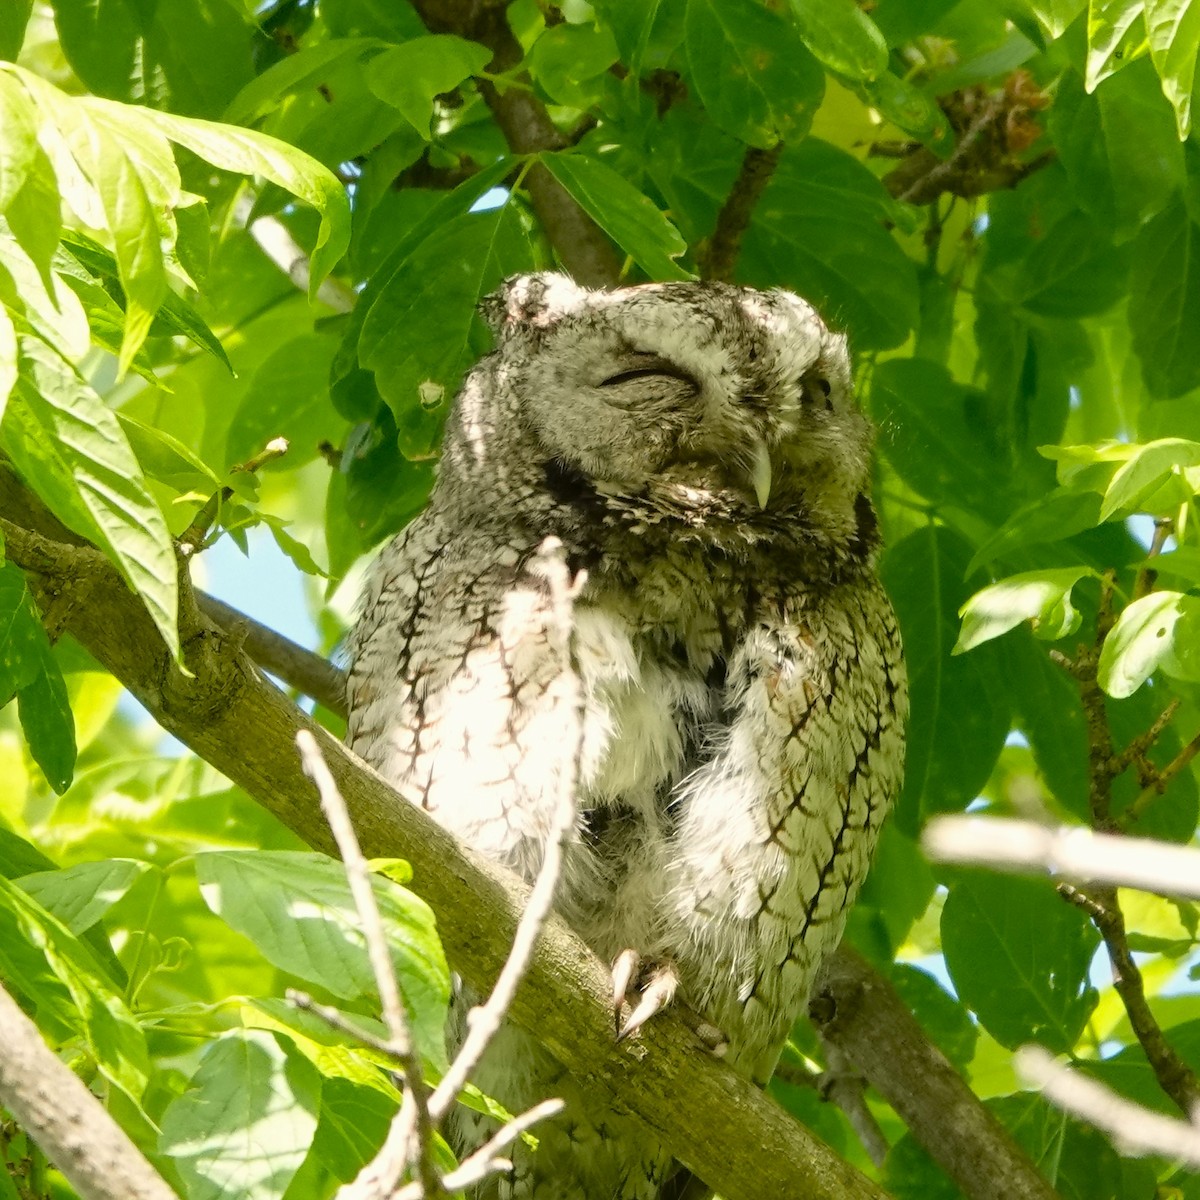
1132, 517, 1174, 601
1017, 1047, 1200, 1164
1111, 698, 1180, 777
1125, 726, 1200, 825
923, 815, 1200, 900
178, 437, 290, 557
428, 539, 586, 1122
287, 990, 400, 1061
297, 730, 440, 1198
815, 1042, 890, 1168
697, 143, 784, 282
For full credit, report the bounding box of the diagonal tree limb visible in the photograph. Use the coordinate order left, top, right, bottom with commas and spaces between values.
407, 0, 622, 289
0, 473, 885, 1200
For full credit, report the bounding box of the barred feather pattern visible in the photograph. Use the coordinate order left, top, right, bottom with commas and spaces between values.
348, 274, 907, 1199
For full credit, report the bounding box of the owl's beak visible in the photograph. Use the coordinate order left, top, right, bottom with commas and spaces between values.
749, 439, 773, 509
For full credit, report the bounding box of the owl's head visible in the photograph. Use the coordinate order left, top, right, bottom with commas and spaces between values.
443, 273, 876, 559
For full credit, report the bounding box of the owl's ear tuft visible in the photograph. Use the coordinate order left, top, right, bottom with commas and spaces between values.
481, 273, 591, 338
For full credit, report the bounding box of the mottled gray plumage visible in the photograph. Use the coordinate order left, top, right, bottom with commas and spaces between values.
348, 273, 907, 1198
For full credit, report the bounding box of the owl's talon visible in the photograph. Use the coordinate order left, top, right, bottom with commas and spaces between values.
611, 948, 640, 1031
616, 962, 678, 1042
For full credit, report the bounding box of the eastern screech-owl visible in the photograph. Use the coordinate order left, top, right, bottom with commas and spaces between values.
348, 273, 907, 1198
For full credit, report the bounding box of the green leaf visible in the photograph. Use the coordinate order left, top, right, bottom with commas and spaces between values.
684, 0, 825, 148
0, 874, 149, 1100
118, 103, 351, 295
1086, 0, 1149, 91
788, 0, 888, 81
540, 152, 689, 280
881, 526, 1012, 831
528, 24, 620, 107
3, 337, 179, 659
0, 303, 13, 433
365, 35, 491, 137
1051, 64, 1185, 237
955, 567, 1096, 653
942, 873, 1099, 1052
17, 860, 150, 934
1145, 0, 1200, 138
159, 1029, 320, 1200
1016, 212, 1130, 317
967, 488, 1104, 571
1099, 436, 1200, 519
359, 202, 535, 457
195, 851, 450, 1069
1097, 590, 1200, 696
117, 412, 221, 495
5, 141, 61, 282
0, 561, 77, 792
16, 646, 76, 793
1129, 199, 1200, 397
0, 69, 37, 214
225, 334, 341, 470
1028, 0, 1088, 38
59, 229, 232, 371
0, 0, 31, 59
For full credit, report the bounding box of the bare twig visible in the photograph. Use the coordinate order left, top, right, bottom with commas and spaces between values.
428, 538, 585, 1121
925, 816, 1200, 1117
1132, 517, 1174, 600
287, 989, 399, 1060
924, 815, 1200, 900
1111, 698, 1180, 777
1016, 1046, 1200, 1164
297, 729, 440, 1198
697, 143, 784, 282
1125, 726, 1200, 825
815, 1042, 890, 1168
178, 437, 290, 557
0, 981, 178, 1200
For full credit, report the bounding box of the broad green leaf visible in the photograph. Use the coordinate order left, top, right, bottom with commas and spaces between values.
117, 104, 351, 294
528, 24, 620, 106
540, 152, 689, 280
260, 517, 327, 579
1099, 436, 1200, 518
1086, 0, 1149, 90
359, 202, 535, 457
159, 1030, 320, 1200
870, 358, 1013, 520
365, 35, 491, 137
16, 646, 76, 794
788, 0, 888, 81
0, 874, 149, 1099
1017, 212, 1130, 317
0, 0, 31, 60
1129, 200, 1200, 397
860, 70, 953, 146
880, 526, 1012, 831
1051, 64, 1185, 236
117, 413, 221, 496
1029, 0, 1088, 38
225, 38, 381, 127
17, 859, 151, 934
967, 489, 1104, 571
4, 337, 179, 659
942, 873, 1099, 1052
0, 559, 48, 699
0, 224, 90, 362
0, 302, 13, 423
1145, 0, 1200, 137
59, 230, 232, 371
1097, 589, 1200, 695
196, 851, 450, 1069
955, 567, 1096, 653
887, 963, 978, 1069
0, 70, 37, 213
225, 334, 341, 470
49, 0, 255, 118
0, 560, 77, 792
684, 0, 824, 148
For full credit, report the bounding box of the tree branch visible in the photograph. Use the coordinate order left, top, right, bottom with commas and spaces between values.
408, 0, 622, 289
696, 143, 784, 283
0, 981, 177, 1200
811, 948, 1060, 1200
0, 476, 885, 1200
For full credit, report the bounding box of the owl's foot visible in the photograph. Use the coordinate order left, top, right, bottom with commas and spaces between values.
612, 953, 678, 1042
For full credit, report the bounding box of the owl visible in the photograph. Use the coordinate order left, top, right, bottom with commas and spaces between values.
347, 273, 907, 1199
